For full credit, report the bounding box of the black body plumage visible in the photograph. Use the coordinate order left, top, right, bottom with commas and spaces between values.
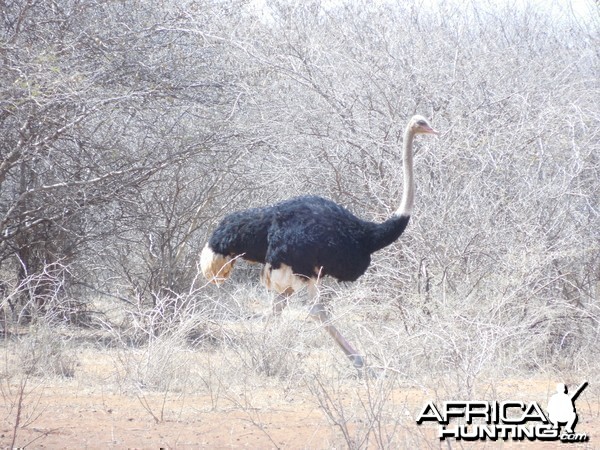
208, 195, 410, 282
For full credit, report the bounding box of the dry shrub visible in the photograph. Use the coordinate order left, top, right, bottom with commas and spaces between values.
112, 333, 193, 393
17, 324, 78, 378
307, 370, 427, 449
107, 295, 209, 392
228, 304, 312, 380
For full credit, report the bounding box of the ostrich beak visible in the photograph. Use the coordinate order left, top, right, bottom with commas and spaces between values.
423, 125, 439, 135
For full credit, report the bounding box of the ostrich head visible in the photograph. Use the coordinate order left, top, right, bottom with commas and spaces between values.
409, 115, 438, 135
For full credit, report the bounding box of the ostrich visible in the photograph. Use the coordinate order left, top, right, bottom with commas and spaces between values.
200, 115, 438, 370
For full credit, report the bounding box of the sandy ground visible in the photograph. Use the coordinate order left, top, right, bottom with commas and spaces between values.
2, 387, 334, 448
2, 345, 599, 449
1, 317, 599, 450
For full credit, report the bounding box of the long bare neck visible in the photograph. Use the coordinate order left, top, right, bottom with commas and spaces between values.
365, 124, 415, 254
395, 125, 415, 217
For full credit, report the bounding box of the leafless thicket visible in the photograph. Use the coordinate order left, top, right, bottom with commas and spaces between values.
0, 0, 598, 446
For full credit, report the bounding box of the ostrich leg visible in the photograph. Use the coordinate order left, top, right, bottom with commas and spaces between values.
248, 291, 290, 320
307, 283, 365, 369
272, 291, 291, 316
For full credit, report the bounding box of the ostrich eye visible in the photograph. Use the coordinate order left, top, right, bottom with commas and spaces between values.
416, 120, 427, 126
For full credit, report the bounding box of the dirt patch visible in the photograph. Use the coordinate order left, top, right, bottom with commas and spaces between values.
1, 347, 599, 448
2, 378, 598, 448
2, 388, 326, 448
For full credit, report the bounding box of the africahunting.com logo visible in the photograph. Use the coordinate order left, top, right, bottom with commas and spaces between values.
416, 382, 589, 443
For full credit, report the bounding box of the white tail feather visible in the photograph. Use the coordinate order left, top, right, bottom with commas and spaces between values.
200, 243, 234, 284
